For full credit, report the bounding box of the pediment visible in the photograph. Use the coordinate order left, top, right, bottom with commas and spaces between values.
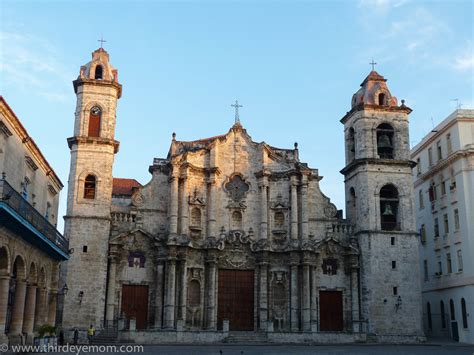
110, 228, 155, 245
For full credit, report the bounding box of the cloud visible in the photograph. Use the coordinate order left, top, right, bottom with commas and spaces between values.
454, 51, 474, 71
358, 0, 410, 13
0, 30, 74, 102
355, 3, 455, 71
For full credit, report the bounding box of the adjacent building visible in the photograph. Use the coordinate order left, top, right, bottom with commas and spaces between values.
61, 48, 424, 343
411, 109, 474, 343
0, 97, 69, 344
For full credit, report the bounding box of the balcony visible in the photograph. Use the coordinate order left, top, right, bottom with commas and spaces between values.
0, 179, 69, 260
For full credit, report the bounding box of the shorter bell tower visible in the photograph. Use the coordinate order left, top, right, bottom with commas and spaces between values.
62, 48, 122, 330
341, 70, 424, 341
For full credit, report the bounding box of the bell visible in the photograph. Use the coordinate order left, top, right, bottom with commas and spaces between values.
382, 203, 394, 216
378, 134, 392, 148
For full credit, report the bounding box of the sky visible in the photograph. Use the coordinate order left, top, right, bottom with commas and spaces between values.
0, 0, 473, 233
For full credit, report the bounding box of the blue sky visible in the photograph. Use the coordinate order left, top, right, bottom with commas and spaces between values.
1, 0, 473, 232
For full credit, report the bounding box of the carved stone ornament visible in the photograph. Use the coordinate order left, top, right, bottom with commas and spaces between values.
131, 192, 145, 207
224, 174, 250, 202
220, 249, 253, 269
323, 203, 337, 218
188, 188, 206, 206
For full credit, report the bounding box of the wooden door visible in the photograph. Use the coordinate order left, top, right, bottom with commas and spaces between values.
319, 290, 343, 331
121, 285, 149, 330
218, 269, 254, 331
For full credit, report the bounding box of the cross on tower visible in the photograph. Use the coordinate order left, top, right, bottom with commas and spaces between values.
98, 35, 107, 49
370, 58, 377, 71
231, 100, 243, 124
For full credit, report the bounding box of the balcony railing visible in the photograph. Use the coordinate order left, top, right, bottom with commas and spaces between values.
0, 178, 68, 255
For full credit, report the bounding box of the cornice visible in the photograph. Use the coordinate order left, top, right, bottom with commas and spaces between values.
73, 78, 122, 98
67, 136, 120, 154
0, 97, 64, 188
340, 103, 412, 124
413, 149, 474, 187
340, 157, 416, 175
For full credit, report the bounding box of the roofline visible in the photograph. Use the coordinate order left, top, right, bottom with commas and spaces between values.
410, 109, 474, 157
0, 96, 63, 189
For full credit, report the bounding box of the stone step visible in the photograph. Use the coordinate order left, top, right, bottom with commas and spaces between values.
224, 331, 268, 343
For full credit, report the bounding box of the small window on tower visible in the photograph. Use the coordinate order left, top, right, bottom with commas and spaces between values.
380, 184, 399, 231
95, 65, 103, 80
378, 92, 386, 106
88, 106, 101, 137
348, 127, 356, 160
376, 123, 394, 159
84, 175, 96, 199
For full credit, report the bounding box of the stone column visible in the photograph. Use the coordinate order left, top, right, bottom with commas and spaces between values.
47, 289, 57, 326
290, 176, 299, 240
34, 287, 47, 329
0, 275, 10, 342
179, 176, 189, 235
178, 256, 188, 324
169, 175, 179, 235
105, 251, 118, 323
22, 283, 37, 338
163, 256, 177, 328
258, 259, 268, 330
259, 178, 268, 240
301, 176, 309, 241
351, 261, 360, 333
310, 264, 318, 331
301, 258, 311, 331
290, 254, 299, 331
9, 280, 27, 335
206, 256, 217, 330
207, 176, 216, 238
154, 259, 164, 328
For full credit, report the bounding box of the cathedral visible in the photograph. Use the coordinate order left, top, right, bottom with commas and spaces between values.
61, 48, 425, 343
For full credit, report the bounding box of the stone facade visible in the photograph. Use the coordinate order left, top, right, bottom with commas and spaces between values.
61, 50, 424, 343
0, 97, 66, 344
341, 71, 424, 340
62, 48, 121, 330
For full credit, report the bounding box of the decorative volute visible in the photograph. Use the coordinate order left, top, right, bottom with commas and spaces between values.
351, 71, 398, 108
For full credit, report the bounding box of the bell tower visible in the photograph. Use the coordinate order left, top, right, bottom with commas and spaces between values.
62, 48, 122, 330
340, 70, 424, 340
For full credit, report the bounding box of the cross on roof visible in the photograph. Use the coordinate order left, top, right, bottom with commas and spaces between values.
370, 58, 377, 71
98, 35, 107, 49
231, 100, 243, 124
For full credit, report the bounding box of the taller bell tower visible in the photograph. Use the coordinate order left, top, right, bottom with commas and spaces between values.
62, 48, 122, 329
340, 71, 424, 341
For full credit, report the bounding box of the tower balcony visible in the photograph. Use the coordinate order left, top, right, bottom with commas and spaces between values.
0, 178, 69, 260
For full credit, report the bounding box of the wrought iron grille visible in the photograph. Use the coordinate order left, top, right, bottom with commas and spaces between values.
0, 179, 69, 254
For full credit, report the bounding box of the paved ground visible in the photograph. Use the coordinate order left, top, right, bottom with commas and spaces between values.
54, 344, 474, 355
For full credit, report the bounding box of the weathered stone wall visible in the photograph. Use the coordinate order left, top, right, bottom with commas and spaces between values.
342, 103, 424, 339
62, 52, 120, 330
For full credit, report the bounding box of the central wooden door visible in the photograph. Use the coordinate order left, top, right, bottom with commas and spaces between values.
121, 285, 149, 330
319, 290, 343, 331
218, 269, 254, 331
